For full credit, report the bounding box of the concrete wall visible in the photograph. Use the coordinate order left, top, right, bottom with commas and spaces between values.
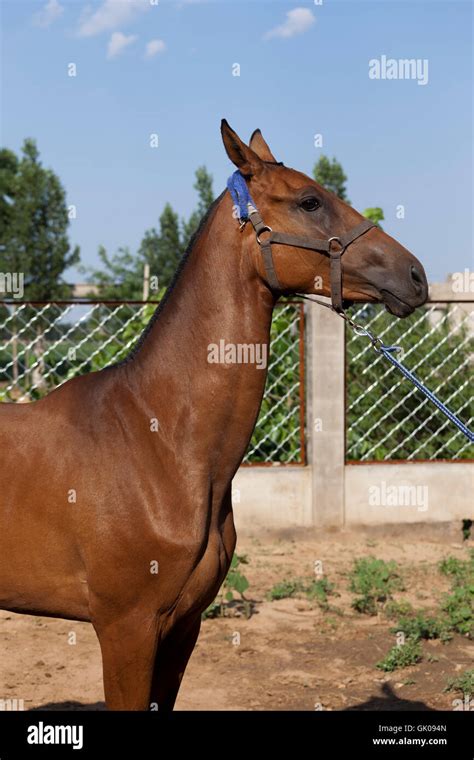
233, 462, 474, 530
232, 285, 473, 530
232, 467, 312, 531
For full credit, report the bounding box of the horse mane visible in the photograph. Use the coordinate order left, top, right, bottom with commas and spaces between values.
110, 189, 227, 368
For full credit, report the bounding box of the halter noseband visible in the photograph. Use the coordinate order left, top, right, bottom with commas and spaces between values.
227, 169, 375, 313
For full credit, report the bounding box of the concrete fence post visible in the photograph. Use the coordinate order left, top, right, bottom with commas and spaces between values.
307, 302, 346, 527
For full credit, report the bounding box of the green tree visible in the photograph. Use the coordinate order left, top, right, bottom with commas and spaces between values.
83, 245, 144, 301
313, 155, 386, 227
84, 166, 213, 298
0, 140, 79, 392
138, 203, 183, 290
0, 148, 19, 243
182, 166, 214, 247
0, 139, 79, 300
313, 155, 349, 201
362, 207, 384, 228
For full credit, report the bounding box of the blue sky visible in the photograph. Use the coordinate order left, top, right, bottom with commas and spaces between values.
1, 0, 472, 283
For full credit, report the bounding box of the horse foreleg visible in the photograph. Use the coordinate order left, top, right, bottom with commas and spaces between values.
93, 608, 161, 710
149, 616, 201, 712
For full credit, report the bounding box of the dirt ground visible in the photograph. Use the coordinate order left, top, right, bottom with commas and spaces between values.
0, 524, 472, 711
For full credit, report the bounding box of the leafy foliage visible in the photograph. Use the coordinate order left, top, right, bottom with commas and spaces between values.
439, 552, 474, 582
81, 166, 214, 298
313, 155, 349, 201
202, 554, 251, 619
376, 638, 422, 672
390, 612, 452, 643
349, 557, 404, 615
441, 586, 474, 638
444, 669, 474, 696
266, 579, 305, 601
266, 575, 337, 610
182, 166, 214, 248
137, 204, 184, 293
384, 600, 413, 619
0, 139, 79, 299
362, 207, 384, 228
305, 578, 336, 610
438, 552, 474, 638
246, 305, 302, 463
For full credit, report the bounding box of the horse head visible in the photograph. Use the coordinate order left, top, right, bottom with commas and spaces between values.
221, 120, 428, 317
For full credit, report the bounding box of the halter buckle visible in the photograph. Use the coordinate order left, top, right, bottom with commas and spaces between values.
256, 226, 273, 245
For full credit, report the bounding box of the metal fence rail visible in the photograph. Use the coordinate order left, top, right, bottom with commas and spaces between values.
0, 300, 305, 465
346, 301, 474, 461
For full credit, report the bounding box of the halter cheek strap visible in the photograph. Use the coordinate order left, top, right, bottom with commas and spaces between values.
227, 170, 375, 313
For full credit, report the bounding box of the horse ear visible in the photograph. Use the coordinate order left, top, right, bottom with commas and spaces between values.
221, 119, 263, 176
249, 129, 277, 163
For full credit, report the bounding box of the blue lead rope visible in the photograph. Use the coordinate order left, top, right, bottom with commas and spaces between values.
376, 343, 474, 442
316, 310, 474, 444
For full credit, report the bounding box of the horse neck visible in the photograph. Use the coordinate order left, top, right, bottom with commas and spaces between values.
123, 192, 276, 481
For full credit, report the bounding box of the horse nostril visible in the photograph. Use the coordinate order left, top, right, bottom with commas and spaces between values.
410, 265, 423, 290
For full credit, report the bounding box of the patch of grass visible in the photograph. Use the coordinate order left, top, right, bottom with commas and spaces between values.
441, 586, 474, 638
444, 669, 474, 697
391, 612, 453, 643
305, 578, 336, 610
439, 551, 474, 583
384, 600, 413, 620
266, 575, 338, 611
438, 552, 474, 639
322, 616, 340, 630
349, 557, 404, 615
376, 638, 422, 672
266, 579, 305, 601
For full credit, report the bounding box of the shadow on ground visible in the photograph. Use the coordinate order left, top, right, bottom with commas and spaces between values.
29, 701, 106, 711
344, 683, 436, 711
28, 685, 437, 712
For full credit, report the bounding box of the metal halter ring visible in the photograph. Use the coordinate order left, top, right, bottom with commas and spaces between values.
327, 236, 345, 254
256, 226, 273, 245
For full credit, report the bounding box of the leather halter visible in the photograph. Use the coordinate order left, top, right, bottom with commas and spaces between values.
227, 169, 375, 313
247, 206, 375, 313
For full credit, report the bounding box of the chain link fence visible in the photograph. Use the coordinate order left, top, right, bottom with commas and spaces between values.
3, 298, 471, 466
346, 301, 474, 461
0, 300, 305, 465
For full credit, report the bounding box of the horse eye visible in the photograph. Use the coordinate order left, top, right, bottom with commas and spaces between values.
301, 197, 320, 212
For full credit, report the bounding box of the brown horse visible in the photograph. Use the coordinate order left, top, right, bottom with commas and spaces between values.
0, 122, 428, 710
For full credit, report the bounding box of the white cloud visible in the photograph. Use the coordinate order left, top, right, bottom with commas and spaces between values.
107, 31, 137, 59
33, 0, 64, 28
78, 0, 149, 38
144, 39, 166, 58
264, 8, 315, 40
